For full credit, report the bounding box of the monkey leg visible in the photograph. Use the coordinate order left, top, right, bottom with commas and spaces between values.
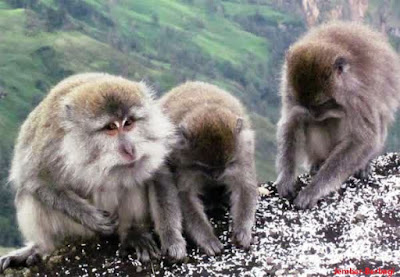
223, 164, 258, 249
179, 189, 223, 256
294, 140, 374, 209
0, 192, 97, 272
119, 224, 160, 262
353, 142, 383, 180
117, 186, 160, 262
148, 167, 186, 260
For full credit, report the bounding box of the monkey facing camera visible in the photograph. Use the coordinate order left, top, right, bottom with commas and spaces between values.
275, 22, 400, 209
0, 73, 186, 272
160, 82, 258, 255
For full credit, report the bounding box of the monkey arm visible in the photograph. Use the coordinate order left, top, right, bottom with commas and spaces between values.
275, 106, 308, 198
20, 183, 118, 234
223, 161, 258, 249
294, 137, 375, 209
148, 166, 187, 260
177, 169, 223, 256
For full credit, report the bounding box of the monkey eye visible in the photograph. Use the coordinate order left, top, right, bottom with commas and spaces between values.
105, 122, 118, 131
322, 72, 331, 81
124, 117, 134, 127
227, 159, 236, 166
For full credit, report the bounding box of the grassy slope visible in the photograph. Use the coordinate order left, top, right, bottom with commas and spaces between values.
113, 0, 270, 65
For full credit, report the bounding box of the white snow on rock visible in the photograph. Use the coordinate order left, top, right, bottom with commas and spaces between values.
160, 153, 400, 276
11, 153, 399, 277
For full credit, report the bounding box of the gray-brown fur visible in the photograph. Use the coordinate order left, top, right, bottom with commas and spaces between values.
275, 21, 400, 209
0, 73, 186, 272
160, 81, 258, 255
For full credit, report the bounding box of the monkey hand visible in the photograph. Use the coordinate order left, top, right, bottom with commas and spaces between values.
161, 233, 187, 261
293, 185, 320, 209
198, 234, 223, 256
233, 226, 252, 249
0, 245, 41, 273
275, 173, 297, 200
81, 208, 119, 235
119, 229, 160, 262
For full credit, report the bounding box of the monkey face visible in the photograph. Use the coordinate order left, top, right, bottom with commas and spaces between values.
93, 109, 147, 167
174, 114, 243, 180
286, 43, 348, 120
191, 161, 228, 180
61, 79, 173, 179
175, 133, 234, 176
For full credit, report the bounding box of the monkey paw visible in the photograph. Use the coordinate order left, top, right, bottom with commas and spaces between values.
164, 241, 187, 261
0, 249, 41, 272
160, 232, 187, 260
233, 227, 252, 249
353, 164, 370, 180
119, 231, 160, 262
293, 187, 320, 209
199, 235, 223, 256
84, 209, 119, 235
275, 174, 297, 200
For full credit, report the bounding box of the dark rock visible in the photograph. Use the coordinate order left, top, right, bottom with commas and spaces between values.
2, 153, 400, 276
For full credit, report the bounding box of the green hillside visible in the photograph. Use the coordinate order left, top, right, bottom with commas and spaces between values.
0, 0, 305, 246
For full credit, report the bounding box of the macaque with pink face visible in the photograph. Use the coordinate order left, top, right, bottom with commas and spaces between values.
0, 73, 186, 271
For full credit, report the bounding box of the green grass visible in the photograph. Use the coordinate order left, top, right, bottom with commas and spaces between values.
108, 0, 270, 65
222, 1, 295, 23
0, 246, 14, 255
0, 1, 10, 9
251, 113, 277, 181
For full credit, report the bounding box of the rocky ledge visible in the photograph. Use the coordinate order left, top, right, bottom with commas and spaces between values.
2, 153, 400, 277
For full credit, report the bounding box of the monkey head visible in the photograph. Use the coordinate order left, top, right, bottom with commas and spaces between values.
286, 42, 348, 120
60, 77, 174, 185
176, 106, 242, 179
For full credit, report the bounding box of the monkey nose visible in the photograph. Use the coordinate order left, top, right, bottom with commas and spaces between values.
119, 144, 135, 161
211, 170, 221, 180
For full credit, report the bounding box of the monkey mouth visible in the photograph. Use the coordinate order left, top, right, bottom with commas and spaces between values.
128, 161, 138, 168
124, 160, 137, 168
122, 155, 145, 169
114, 160, 137, 170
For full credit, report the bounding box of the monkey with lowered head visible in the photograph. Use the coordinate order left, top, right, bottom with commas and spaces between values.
0, 73, 186, 271
160, 82, 258, 255
275, 22, 400, 209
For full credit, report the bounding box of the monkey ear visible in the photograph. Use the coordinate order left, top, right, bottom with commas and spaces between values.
176, 124, 191, 149
235, 118, 243, 134
334, 57, 348, 75
65, 104, 72, 116
179, 124, 190, 140
62, 103, 74, 121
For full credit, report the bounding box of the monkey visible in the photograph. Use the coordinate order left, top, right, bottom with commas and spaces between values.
0, 73, 186, 272
275, 21, 400, 209
160, 81, 258, 255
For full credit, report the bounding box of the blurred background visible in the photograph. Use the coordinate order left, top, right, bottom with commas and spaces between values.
0, 0, 400, 250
